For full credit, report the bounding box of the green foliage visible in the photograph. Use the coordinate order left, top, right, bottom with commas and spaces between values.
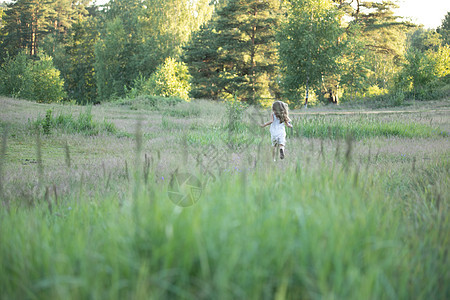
54, 11, 99, 104
130, 58, 192, 101
0, 52, 32, 98
339, 24, 370, 101
386, 90, 406, 106
224, 98, 248, 131
396, 45, 450, 99
278, 0, 344, 105
0, 52, 66, 102
366, 85, 388, 97
0, 0, 447, 105
0, 7, 4, 38
94, 18, 129, 101
34, 107, 117, 136
94, 0, 214, 102
43, 109, 53, 135
182, 23, 221, 100
428, 45, 450, 78
0, 0, 88, 60
139, 0, 214, 58
357, 1, 409, 90
184, 0, 284, 104
338, 0, 412, 102
31, 54, 67, 103
215, 0, 283, 103
437, 11, 450, 45
409, 28, 442, 52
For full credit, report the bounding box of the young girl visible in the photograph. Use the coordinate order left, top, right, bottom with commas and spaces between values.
261, 101, 293, 161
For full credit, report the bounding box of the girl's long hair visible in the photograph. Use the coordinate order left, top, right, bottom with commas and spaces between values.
272, 101, 289, 124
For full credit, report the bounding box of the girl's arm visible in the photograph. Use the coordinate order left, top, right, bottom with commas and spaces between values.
286, 116, 293, 128
260, 113, 274, 128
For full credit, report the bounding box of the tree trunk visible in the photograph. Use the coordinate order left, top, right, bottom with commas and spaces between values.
250, 7, 257, 104
304, 76, 309, 108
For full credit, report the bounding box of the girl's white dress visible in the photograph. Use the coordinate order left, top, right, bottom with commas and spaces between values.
270, 113, 286, 146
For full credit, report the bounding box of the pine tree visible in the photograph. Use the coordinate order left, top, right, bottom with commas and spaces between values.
355, 1, 410, 90
21, 0, 55, 56
43, 0, 89, 51
0, 0, 34, 59
61, 6, 99, 103
217, 0, 283, 104
184, 0, 284, 104
0, 0, 87, 60
182, 23, 222, 99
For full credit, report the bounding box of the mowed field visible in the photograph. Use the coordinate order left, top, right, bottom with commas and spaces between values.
0, 96, 449, 299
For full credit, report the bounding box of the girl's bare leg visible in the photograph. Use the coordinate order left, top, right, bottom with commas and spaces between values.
280, 144, 285, 159
272, 144, 278, 161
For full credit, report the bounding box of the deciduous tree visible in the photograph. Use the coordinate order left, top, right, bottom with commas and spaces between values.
278, 0, 343, 107
437, 12, 450, 45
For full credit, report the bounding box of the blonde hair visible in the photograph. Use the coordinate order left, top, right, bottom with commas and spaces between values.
272, 101, 289, 124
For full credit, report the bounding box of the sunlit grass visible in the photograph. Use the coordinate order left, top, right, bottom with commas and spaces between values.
32, 107, 119, 136
292, 115, 445, 139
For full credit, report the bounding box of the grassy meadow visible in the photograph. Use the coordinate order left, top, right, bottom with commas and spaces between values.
0, 96, 449, 299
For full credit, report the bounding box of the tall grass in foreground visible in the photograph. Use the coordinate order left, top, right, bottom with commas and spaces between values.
0, 161, 448, 299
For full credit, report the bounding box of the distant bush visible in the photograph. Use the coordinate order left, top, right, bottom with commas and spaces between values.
366, 85, 388, 97
396, 45, 450, 100
223, 98, 248, 132
31, 54, 66, 103
368, 91, 406, 107
0, 52, 66, 103
0, 52, 33, 98
128, 58, 191, 101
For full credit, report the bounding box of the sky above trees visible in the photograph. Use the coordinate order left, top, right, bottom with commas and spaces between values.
0, 0, 448, 28
87, 0, 450, 29
395, 0, 450, 29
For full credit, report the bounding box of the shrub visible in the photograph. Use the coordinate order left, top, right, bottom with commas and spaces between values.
224, 98, 248, 132
396, 45, 450, 100
35, 107, 117, 136
0, 52, 33, 99
388, 90, 406, 106
129, 58, 191, 101
366, 85, 388, 97
30, 54, 66, 103
0, 52, 66, 103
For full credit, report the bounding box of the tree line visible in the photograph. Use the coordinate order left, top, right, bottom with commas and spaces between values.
0, 0, 449, 106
